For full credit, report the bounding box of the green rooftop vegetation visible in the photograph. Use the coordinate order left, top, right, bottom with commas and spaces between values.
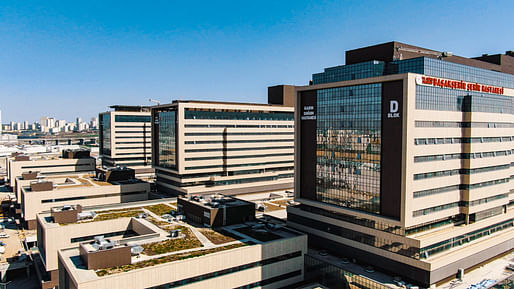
95, 243, 246, 277
93, 210, 144, 222
59, 208, 143, 225
197, 228, 243, 245
142, 226, 202, 255
147, 217, 173, 229
144, 204, 175, 216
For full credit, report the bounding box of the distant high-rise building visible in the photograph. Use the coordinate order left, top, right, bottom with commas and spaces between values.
90, 117, 98, 129
75, 117, 83, 131
0, 109, 2, 134
151, 100, 295, 196
99, 106, 153, 174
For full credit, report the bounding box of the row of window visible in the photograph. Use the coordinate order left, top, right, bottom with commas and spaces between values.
158, 173, 294, 188
414, 149, 513, 163
414, 136, 512, 145
413, 163, 510, 180
184, 153, 294, 161
288, 213, 419, 258
412, 202, 459, 217
114, 115, 151, 123
41, 191, 146, 203
185, 124, 293, 128
184, 132, 293, 136
115, 125, 151, 129
116, 136, 151, 139
413, 193, 509, 216
116, 152, 150, 156
184, 109, 293, 121
420, 219, 513, 259
185, 139, 294, 145
413, 177, 510, 198
185, 146, 294, 153
116, 146, 151, 150
415, 121, 514, 128
146, 251, 302, 289
294, 204, 404, 235
460, 193, 509, 207
116, 141, 151, 144
115, 130, 150, 134
185, 160, 293, 170
405, 216, 460, 236
156, 166, 294, 180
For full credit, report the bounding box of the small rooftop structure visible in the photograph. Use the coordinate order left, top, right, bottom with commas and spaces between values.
79, 236, 131, 270
62, 149, 91, 159
21, 171, 38, 180
96, 166, 136, 183
30, 181, 54, 192
109, 105, 151, 112
51, 204, 83, 224
178, 194, 255, 227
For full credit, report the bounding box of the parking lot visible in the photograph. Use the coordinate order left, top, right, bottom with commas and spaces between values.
0, 187, 27, 263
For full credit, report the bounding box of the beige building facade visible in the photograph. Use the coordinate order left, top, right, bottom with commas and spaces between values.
58, 229, 306, 289
99, 105, 153, 174
152, 101, 295, 196
21, 173, 149, 229
288, 42, 514, 287
8, 155, 95, 194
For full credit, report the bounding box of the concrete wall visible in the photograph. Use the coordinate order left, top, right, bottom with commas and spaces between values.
59, 233, 307, 289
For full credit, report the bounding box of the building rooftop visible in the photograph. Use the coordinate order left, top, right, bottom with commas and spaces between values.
109, 105, 151, 112
152, 99, 296, 110
22, 173, 147, 192
53, 200, 302, 280
181, 194, 251, 209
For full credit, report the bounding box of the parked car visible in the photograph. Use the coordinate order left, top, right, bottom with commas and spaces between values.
0, 233, 9, 238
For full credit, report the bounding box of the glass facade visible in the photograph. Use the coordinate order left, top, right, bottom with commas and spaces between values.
101, 114, 111, 156
313, 56, 514, 89
415, 85, 513, 114
312, 60, 385, 84
419, 219, 513, 259
114, 115, 151, 122
184, 109, 293, 121
305, 255, 391, 289
316, 83, 382, 214
158, 111, 177, 169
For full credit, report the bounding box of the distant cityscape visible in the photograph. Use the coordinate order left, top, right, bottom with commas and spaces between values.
0, 110, 98, 134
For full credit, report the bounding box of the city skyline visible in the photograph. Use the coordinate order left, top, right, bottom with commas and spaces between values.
1, 0, 514, 122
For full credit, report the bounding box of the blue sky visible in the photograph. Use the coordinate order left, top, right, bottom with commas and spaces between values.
1, 0, 513, 122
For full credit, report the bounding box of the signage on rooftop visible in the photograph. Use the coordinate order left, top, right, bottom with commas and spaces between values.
416, 75, 504, 95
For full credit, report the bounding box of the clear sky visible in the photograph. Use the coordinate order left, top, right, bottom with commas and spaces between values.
1, 0, 513, 123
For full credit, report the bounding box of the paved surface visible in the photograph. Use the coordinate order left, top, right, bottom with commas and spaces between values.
438, 251, 514, 289
0, 188, 26, 263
